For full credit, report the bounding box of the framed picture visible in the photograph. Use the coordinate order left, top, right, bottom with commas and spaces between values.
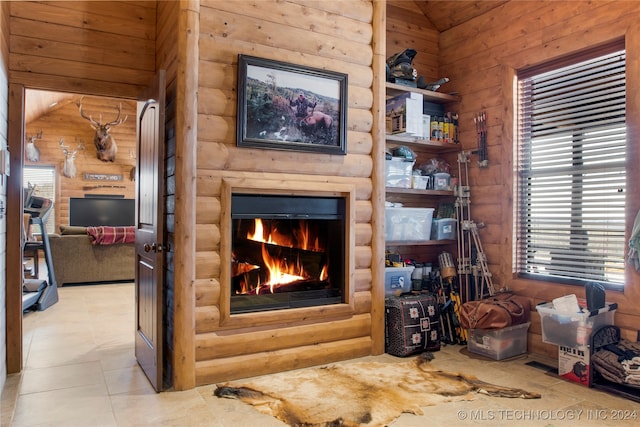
237, 54, 348, 155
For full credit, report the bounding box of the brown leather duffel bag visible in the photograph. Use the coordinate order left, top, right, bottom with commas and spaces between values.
460, 292, 531, 330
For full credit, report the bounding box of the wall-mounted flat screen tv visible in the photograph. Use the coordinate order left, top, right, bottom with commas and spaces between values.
69, 197, 135, 227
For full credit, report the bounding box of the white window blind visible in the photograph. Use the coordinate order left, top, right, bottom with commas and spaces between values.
24, 166, 56, 234
516, 49, 626, 288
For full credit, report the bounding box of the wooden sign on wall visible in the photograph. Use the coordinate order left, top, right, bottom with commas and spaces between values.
83, 173, 123, 181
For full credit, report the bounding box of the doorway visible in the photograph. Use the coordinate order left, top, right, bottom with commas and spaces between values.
15, 88, 138, 373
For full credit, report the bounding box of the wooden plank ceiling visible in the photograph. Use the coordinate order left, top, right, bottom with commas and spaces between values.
25, 1, 503, 124
412, 1, 508, 32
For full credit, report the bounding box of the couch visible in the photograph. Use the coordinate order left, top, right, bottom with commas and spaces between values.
48, 225, 135, 286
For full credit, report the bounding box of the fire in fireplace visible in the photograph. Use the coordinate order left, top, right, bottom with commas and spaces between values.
230, 194, 346, 314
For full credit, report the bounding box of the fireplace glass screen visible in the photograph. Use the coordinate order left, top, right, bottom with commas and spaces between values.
230, 194, 345, 314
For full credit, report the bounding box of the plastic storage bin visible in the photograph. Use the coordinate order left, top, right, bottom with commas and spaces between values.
432, 172, 451, 191
537, 302, 616, 348
431, 218, 457, 240
385, 266, 415, 296
467, 322, 530, 360
385, 207, 434, 241
385, 157, 415, 189
412, 175, 430, 190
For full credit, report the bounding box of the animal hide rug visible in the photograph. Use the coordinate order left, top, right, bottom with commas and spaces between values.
215, 353, 541, 427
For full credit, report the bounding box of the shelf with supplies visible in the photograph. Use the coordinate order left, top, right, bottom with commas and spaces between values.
384, 79, 460, 266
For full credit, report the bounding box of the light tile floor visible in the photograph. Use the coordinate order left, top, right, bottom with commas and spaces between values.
2, 283, 639, 426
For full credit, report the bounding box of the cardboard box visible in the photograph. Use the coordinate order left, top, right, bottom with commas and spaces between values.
467, 322, 530, 360
558, 345, 590, 386
386, 92, 423, 136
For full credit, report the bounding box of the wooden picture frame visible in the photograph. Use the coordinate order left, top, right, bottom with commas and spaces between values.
236, 54, 347, 155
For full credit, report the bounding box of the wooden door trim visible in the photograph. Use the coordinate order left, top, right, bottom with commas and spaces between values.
171, 2, 199, 391
6, 84, 25, 373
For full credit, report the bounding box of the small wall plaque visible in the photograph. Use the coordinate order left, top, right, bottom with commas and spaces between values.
84, 173, 123, 181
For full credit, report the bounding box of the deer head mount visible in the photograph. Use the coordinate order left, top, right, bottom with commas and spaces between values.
77, 97, 127, 162
25, 130, 43, 162
59, 138, 85, 178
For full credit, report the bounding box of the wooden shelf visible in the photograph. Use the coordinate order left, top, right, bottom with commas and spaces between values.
385, 239, 457, 247
385, 82, 460, 103
384, 80, 460, 258
385, 134, 460, 152
386, 187, 453, 197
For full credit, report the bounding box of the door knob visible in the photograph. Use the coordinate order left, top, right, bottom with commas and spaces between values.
144, 242, 168, 253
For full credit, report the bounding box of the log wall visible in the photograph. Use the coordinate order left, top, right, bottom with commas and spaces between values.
437, 0, 640, 359
8, 1, 156, 97
193, 0, 378, 385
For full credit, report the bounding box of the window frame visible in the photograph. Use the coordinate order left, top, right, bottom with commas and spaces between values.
515, 42, 627, 289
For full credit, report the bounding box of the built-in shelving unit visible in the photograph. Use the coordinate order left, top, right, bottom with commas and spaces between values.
384, 82, 461, 256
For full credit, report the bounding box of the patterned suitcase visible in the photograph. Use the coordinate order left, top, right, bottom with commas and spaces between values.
385, 294, 441, 356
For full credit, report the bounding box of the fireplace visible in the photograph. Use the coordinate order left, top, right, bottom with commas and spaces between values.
230, 194, 346, 314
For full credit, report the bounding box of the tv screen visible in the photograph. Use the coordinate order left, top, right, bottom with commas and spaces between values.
69, 197, 135, 227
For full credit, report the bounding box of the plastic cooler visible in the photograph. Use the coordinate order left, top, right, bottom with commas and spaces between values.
536, 302, 617, 348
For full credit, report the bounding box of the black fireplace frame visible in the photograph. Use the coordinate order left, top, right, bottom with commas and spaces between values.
218, 178, 356, 328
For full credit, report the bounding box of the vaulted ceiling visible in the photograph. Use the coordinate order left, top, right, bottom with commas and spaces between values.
387, 0, 509, 32
25, 1, 504, 125
411, 1, 507, 32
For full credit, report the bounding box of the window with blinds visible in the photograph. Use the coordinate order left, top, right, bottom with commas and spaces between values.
516, 48, 626, 288
24, 166, 56, 234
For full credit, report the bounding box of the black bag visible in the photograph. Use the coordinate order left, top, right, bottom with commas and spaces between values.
585, 282, 606, 311
385, 294, 441, 357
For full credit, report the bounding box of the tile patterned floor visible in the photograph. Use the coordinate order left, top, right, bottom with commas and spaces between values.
2, 283, 639, 426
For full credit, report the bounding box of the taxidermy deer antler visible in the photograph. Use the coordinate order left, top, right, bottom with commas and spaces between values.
77, 96, 127, 162
59, 138, 85, 178
25, 130, 43, 162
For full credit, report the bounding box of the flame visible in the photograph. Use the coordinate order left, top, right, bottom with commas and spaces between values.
243, 218, 327, 292
261, 244, 306, 292
320, 263, 329, 281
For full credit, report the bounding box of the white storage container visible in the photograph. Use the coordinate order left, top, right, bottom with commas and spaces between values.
385, 207, 434, 242
385, 266, 415, 296
385, 157, 415, 188
412, 175, 430, 190
467, 322, 530, 360
537, 302, 616, 348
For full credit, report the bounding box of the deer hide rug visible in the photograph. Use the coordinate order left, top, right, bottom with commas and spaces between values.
214, 354, 541, 427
